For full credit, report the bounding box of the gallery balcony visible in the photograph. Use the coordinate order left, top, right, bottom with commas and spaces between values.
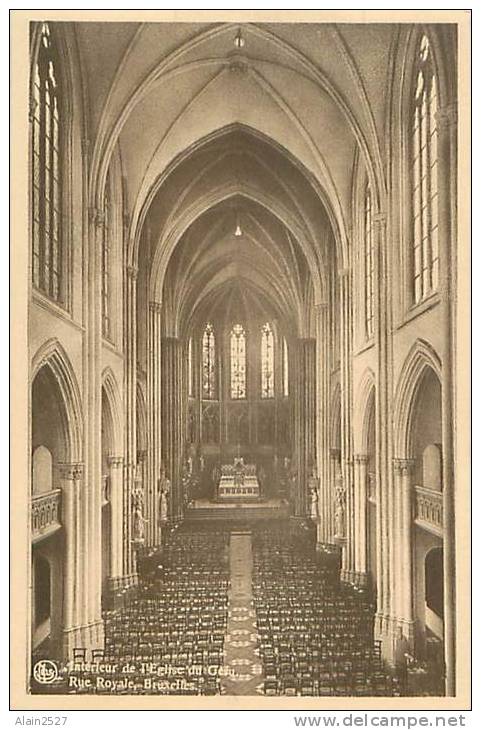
31, 489, 62, 543
414, 486, 443, 537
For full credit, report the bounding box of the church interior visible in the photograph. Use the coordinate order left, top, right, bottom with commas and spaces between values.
28, 19, 458, 697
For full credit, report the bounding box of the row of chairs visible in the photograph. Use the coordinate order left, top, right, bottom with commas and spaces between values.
251, 523, 401, 697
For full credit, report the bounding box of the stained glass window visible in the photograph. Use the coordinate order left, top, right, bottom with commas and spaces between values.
283, 337, 289, 397
101, 178, 111, 338
411, 34, 439, 304
31, 22, 63, 302
202, 323, 216, 399
230, 324, 246, 399
261, 322, 274, 398
364, 184, 374, 339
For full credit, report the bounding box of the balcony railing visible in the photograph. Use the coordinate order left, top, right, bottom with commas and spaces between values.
31, 489, 62, 542
414, 485, 443, 535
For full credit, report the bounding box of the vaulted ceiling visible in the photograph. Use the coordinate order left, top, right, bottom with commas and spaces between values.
74, 20, 401, 337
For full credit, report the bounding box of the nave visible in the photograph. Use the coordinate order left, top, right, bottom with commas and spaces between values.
26, 17, 461, 699
38, 520, 439, 698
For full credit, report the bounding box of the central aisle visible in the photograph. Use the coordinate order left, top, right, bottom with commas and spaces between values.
221, 530, 264, 695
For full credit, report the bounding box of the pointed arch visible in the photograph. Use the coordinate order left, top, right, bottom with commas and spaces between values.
136, 381, 147, 453
354, 368, 376, 454
393, 339, 442, 459
330, 381, 342, 449
101, 367, 123, 456
31, 339, 83, 462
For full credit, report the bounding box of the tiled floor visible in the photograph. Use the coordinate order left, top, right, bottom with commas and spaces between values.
221, 530, 264, 696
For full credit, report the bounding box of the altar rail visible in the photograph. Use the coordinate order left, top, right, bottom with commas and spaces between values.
31, 489, 62, 542
414, 486, 443, 535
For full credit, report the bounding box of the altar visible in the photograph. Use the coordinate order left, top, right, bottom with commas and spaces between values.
217, 458, 260, 500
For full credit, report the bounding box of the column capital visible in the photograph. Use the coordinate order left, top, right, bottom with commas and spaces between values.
393, 457, 415, 476
314, 301, 329, 312
373, 212, 387, 228
58, 462, 84, 480
354, 453, 369, 465
89, 207, 105, 229
436, 103, 457, 130
149, 301, 162, 315
107, 455, 124, 468
126, 265, 138, 281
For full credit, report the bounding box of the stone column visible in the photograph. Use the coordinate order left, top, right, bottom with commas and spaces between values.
315, 303, 330, 545
84, 207, 104, 653
353, 454, 369, 584
372, 212, 394, 657
293, 338, 316, 516
329, 449, 341, 542
161, 336, 184, 521
436, 103, 457, 697
58, 462, 83, 655
339, 268, 355, 580
393, 458, 415, 654
122, 265, 138, 581
107, 456, 124, 587
147, 301, 162, 546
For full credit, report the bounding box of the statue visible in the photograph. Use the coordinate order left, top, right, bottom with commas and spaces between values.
308, 464, 319, 521
334, 477, 346, 539
158, 466, 170, 524
132, 496, 148, 543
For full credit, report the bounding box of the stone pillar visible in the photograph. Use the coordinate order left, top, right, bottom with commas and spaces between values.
393, 458, 415, 655
58, 462, 83, 656
122, 265, 137, 581
339, 268, 355, 581
107, 456, 124, 587
293, 338, 316, 516
147, 301, 162, 546
436, 103, 457, 696
315, 303, 331, 545
83, 207, 104, 654
353, 454, 369, 585
329, 449, 341, 542
372, 212, 395, 659
161, 337, 184, 521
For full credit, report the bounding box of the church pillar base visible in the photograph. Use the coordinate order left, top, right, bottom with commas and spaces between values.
375, 614, 416, 667
62, 620, 104, 662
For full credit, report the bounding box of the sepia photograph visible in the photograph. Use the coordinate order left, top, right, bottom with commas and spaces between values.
10, 9, 471, 711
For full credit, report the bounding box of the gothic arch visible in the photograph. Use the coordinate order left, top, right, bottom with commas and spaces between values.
90, 22, 385, 224
31, 339, 83, 462
354, 369, 376, 454
330, 381, 342, 449
101, 367, 123, 457
393, 339, 442, 459
136, 381, 147, 453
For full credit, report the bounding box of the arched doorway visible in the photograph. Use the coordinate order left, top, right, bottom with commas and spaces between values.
408, 366, 444, 660
365, 388, 377, 590
101, 386, 114, 605
31, 363, 68, 658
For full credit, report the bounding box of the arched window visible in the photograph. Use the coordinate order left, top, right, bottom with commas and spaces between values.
364, 183, 374, 338
188, 337, 193, 397
101, 176, 111, 338
31, 22, 63, 302
202, 323, 216, 399
261, 322, 274, 398
230, 324, 246, 399
411, 33, 439, 305
283, 337, 289, 397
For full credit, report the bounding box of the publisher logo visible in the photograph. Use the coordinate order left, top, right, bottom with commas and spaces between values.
33, 660, 58, 684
